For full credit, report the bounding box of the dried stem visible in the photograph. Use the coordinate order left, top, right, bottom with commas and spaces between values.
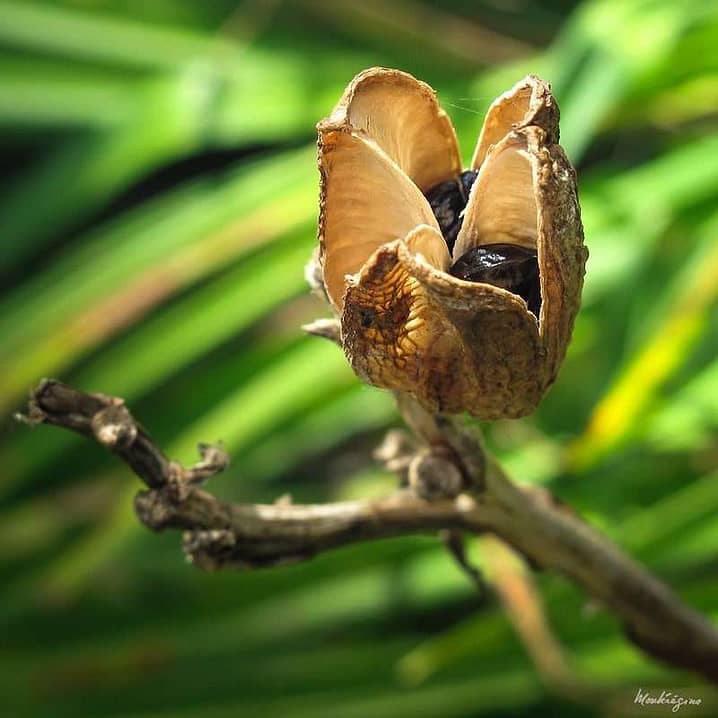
20, 378, 718, 684
482, 536, 588, 698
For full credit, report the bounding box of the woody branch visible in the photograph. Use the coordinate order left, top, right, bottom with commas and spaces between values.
20, 378, 718, 685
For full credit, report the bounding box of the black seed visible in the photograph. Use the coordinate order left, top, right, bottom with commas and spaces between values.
426, 174, 541, 317
460, 169, 478, 198
449, 244, 542, 318
424, 170, 477, 252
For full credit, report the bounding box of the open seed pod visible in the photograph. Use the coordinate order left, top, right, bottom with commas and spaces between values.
317, 68, 587, 419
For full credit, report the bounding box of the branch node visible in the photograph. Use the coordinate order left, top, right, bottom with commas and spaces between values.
134, 490, 177, 531
183, 529, 237, 571
91, 404, 137, 449
189, 442, 230, 482
302, 317, 341, 345
408, 448, 464, 500
167, 462, 192, 501
167, 443, 230, 500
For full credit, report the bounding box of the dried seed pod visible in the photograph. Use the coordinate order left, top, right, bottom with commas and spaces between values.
317, 68, 587, 419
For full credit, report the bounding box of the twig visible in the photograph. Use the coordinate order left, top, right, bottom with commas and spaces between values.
482, 536, 589, 698
440, 529, 488, 597
20, 378, 718, 684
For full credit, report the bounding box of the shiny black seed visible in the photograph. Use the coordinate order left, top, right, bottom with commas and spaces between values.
460, 169, 478, 197
424, 170, 478, 252
449, 244, 541, 317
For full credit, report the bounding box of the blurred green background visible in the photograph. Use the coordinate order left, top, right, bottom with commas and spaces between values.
1, 0, 718, 715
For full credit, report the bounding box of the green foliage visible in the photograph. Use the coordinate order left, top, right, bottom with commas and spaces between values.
2, 0, 717, 715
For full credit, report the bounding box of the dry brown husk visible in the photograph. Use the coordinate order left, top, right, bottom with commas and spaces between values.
317, 68, 587, 419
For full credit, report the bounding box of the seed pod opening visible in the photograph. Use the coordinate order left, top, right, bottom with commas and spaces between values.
317, 68, 587, 419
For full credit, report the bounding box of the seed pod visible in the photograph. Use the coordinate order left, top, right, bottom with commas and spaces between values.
317, 68, 587, 419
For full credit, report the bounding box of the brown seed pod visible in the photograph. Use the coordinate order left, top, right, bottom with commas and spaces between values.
317, 67, 587, 419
